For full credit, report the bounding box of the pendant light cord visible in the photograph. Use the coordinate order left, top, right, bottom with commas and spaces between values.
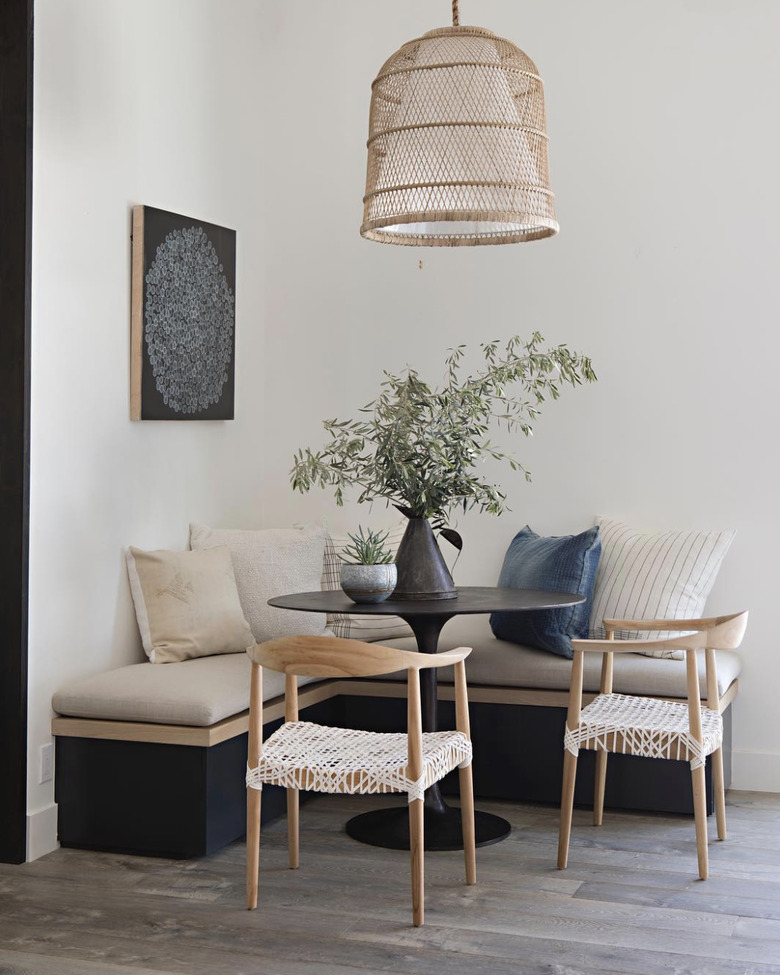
452, 0, 459, 26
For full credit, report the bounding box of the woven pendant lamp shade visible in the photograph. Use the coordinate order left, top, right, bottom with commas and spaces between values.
360, 9, 558, 246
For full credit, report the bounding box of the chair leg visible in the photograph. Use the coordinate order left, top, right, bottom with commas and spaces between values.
287, 788, 300, 869
711, 748, 728, 841
593, 749, 608, 827
691, 764, 709, 880
459, 765, 477, 885
246, 788, 262, 909
409, 799, 424, 927
558, 750, 578, 869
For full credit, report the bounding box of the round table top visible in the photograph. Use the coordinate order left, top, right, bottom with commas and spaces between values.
268, 585, 584, 617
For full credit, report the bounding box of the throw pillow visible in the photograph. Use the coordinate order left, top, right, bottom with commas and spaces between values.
190, 523, 331, 643
126, 545, 255, 664
489, 525, 601, 659
589, 517, 736, 658
321, 521, 413, 642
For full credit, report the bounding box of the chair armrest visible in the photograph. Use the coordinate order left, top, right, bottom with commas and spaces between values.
572, 634, 704, 654
416, 647, 472, 670
603, 615, 735, 633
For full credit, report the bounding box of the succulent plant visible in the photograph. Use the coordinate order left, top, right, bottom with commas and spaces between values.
340, 527, 394, 566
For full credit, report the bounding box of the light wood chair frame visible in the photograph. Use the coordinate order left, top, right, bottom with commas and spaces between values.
245, 635, 477, 926
557, 612, 748, 880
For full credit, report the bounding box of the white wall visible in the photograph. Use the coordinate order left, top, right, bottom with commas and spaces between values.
258, 1, 780, 791
27, 0, 780, 860
28, 0, 268, 855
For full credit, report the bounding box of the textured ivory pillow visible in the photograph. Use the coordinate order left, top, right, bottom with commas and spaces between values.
589, 517, 736, 658
190, 523, 331, 643
126, 545, 255, 664
321, 521, 413, 642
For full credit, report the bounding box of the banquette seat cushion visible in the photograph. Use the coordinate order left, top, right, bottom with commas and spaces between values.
52, 655, 321, 728
379, 616, 741, 700
52, 617, 741, 729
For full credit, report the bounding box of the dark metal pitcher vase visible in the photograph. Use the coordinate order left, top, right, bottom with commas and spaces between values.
392, 517, 457, 600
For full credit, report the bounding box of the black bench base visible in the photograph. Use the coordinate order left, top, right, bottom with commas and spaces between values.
55, 699, 337, 859
343, 696, 732, 817
55, 694, 732, 858
57, 733, 257, 859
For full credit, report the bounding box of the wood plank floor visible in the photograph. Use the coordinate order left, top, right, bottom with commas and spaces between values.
2, 792, 780, 974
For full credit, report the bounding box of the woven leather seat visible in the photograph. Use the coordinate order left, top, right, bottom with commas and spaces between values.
248, 721, 471, 802
565, 694, 722, 770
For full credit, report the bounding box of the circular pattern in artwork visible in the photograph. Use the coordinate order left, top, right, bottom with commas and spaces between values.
144, 226, 234, 415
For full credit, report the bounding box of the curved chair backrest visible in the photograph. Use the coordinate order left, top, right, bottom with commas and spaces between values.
705, 611, 749, 650
592, 611, 749, 655
248, 634, 471, 678
706, 610, 748, 650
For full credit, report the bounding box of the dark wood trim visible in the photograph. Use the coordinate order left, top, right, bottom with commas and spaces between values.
0, 0, 33, 864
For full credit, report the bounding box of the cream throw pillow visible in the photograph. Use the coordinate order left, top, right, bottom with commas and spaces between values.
190, 523, 331, 642
126, 545, 255, 664
589, 517, 736, 659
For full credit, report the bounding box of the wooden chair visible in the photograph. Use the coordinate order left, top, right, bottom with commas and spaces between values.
557, 612, 748, 880
245, 635, 477, 926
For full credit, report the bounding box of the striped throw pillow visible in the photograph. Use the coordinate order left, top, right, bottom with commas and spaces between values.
589, 517, 736, 658
321, 522, 412, 642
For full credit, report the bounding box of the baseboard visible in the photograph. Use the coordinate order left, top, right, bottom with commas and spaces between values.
731, 750, 780, 793
26, 803, 59, 861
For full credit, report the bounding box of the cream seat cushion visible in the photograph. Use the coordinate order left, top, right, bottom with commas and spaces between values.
53, 617, 741, 729
379, 615, 741, 700
52, 653, 321, 728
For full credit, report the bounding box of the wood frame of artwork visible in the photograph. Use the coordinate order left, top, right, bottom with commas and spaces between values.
131, 205, 236, 421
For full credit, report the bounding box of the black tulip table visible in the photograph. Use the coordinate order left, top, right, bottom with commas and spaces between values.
268, 586, 585, 852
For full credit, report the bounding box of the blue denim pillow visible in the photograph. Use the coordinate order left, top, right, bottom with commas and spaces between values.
489, 525, 601, 659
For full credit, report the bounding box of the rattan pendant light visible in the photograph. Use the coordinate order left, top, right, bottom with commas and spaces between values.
360, 0, 558, 246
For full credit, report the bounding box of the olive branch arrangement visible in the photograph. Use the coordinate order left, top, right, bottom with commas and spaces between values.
291, 333, 596, 537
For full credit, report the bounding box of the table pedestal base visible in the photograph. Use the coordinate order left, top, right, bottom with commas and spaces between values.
345, 804, 510, 852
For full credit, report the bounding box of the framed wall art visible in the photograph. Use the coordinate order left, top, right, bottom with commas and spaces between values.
131, 205, 236, 420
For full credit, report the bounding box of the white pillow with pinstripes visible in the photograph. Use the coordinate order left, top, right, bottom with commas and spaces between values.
589, 518, 736, 659
321, 522, 413, 642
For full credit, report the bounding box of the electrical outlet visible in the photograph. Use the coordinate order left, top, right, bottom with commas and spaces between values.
39, 743, 54, 783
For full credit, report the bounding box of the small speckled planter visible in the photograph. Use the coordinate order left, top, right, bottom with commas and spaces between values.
340, 563, 397, 604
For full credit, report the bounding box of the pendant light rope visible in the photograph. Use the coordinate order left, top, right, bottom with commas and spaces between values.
360, 7, 558, 246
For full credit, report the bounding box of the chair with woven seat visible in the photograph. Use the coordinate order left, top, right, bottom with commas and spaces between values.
557, 611, 748, 879
245, 635, 476, 926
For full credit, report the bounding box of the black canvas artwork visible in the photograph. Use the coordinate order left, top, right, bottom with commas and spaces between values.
131, 205, 236, 420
